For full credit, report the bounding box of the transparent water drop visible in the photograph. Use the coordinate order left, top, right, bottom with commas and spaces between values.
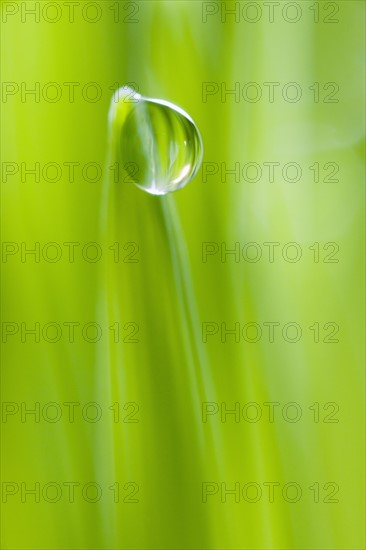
109, 86, 203, 195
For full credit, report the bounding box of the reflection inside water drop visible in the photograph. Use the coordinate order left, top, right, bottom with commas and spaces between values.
110, 86, 203, 195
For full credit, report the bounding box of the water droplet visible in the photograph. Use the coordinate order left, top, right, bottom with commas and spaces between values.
109, 87, 203, 195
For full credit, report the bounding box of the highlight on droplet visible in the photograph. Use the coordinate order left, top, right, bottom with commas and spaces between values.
109, 86, 203, 195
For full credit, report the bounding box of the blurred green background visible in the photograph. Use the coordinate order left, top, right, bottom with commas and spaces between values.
1, 1, 365, 548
